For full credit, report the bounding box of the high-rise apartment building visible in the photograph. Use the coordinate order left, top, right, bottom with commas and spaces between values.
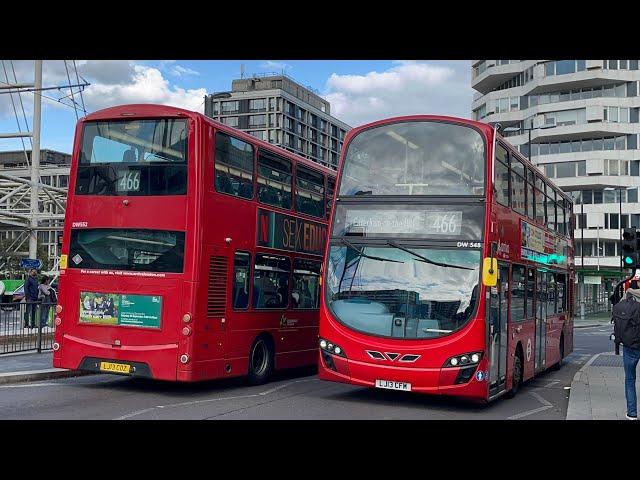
472, 60, 640, 307
204, 74, 351, 170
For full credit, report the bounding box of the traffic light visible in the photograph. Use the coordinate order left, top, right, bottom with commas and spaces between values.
622, 227, 639, 267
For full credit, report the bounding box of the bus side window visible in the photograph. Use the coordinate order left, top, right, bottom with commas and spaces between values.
526, 168, 535, 220
296, 166, 325, 218
556, 273, 566, 313
510, 157, 526, 215
547, 273, 557, 315
526, 267, 535, 319
535, 175, 546, 225
546, 185, 556, 232
253, 254, 291, 309
291, 259, 321, 309
495, 144, 510, 207
233, 252, 251, 310
510, 264, 526, 322
257, 150, 292, 210
214, 132, 254, 199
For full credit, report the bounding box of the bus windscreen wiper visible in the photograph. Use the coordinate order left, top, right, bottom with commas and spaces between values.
338, 238, 404, 264
353, 190, 372, 196
386, 241, 473, 270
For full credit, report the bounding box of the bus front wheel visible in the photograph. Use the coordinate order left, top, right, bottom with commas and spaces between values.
506, 348, 523, 399
552, 333, 564, 371
248, 335, 274, 385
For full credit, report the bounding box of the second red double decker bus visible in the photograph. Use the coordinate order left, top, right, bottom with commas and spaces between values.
318, 115, 574, 402
53, 104, 335, 383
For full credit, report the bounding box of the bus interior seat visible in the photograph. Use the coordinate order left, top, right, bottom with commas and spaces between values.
216, 175, 233, 194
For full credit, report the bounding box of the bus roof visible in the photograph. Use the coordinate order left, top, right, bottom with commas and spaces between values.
81, 103, 337, 178
340, 114, 572, 205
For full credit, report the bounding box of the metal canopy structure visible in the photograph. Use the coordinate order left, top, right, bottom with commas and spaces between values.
0, 60, 89, 275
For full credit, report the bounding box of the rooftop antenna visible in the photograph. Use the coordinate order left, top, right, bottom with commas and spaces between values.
240, 63, 245, 79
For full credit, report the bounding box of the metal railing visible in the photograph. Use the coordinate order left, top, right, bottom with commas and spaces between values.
0, 301, 56, 354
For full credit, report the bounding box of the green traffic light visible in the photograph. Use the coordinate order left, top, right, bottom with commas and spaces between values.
625, 256, 635, 265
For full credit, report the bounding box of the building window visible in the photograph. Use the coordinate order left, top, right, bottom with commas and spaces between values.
221, 116, 239, 127
248, 115, 266, 128
249, 98, 266, 112
221, 101, 239, 113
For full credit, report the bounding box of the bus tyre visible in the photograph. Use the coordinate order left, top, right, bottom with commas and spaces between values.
248, 335, 274, 385
552, 334, 564, 371
506, 349, 523, 399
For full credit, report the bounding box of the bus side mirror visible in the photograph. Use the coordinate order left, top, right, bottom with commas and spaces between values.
483, 258, 497, 287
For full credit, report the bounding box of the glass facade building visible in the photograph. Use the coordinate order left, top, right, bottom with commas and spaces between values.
472, 60, 640, 310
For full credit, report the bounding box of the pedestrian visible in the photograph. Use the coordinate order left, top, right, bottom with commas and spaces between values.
38, 276, 53, 328
615, 280, 640, 420
24, 269, 40, 329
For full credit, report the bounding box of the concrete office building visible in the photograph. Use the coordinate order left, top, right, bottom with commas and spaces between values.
472, 60, 640, 310
204, 74, 351, 169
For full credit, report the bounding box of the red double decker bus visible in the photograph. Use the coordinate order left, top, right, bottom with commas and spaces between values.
319, 115, 574, 402
53, 104, 336, 383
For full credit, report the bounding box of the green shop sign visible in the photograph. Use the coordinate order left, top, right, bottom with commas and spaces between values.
79, 291, 162, 329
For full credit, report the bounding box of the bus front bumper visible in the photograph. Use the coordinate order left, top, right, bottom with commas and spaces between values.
318, 351, 489, 400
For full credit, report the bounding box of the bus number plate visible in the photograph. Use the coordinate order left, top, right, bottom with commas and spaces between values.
375, 379, 412, 391
99, 362, 131, 374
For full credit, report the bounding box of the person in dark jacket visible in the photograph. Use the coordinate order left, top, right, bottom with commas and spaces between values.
622, 281, 640, 420
25, 269, 40, 329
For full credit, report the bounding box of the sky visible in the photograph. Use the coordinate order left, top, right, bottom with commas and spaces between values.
0, 60, 474, 154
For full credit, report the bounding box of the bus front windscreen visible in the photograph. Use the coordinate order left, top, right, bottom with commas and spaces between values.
68, 228, 185, 273
76, 118, 188, 196
340, 121, 485, 196
325, 244, 481, 339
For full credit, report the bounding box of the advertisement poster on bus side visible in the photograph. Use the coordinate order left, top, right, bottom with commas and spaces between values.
79, 292, 162, 329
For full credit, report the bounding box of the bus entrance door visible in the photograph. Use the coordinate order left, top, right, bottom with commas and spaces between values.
535, 271, 547, 373
489, 263, 509, 395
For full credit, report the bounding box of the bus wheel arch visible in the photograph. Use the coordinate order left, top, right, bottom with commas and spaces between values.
247, 332, 275, 385
506, 343, 523, 399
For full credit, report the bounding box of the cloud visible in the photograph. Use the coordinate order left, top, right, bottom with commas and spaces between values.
259, 61, 291, 72
322, 61, 474, 127
81, 64, 207, 112
0, 61, 207, 119
169, 65, 200, 77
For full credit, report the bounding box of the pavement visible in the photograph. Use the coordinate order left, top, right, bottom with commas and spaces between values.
0, 351, 89, 384
573, 311, 612, 328
566, 350, 634, 420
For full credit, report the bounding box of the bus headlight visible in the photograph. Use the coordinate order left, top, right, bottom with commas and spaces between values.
56, 305, 63, 314
182, 313, 192, 323
444, 352, 483, 368
319, 337, 346, 357
182, 327, 192, 336
180, 354, 190, 364
53, 342, 60, 351
55, 317, 62, 326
